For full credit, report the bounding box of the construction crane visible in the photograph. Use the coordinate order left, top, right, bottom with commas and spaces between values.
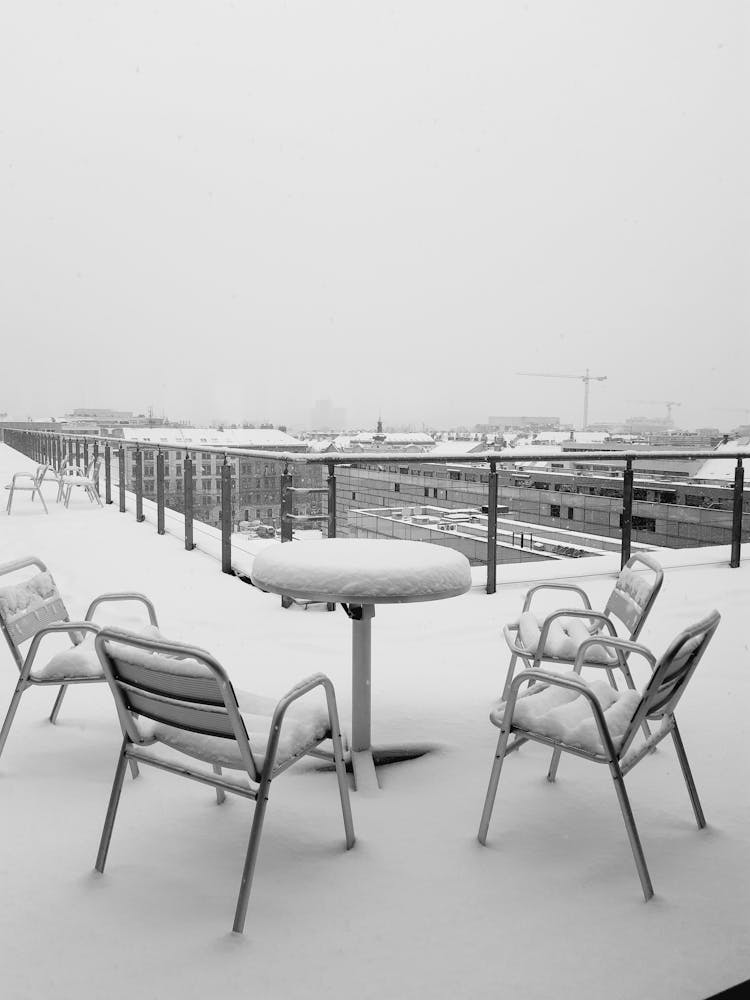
632, 400, 682, 422
516, 369, 608, 430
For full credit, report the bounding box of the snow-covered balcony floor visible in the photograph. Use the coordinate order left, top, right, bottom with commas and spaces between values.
0, 444, 748, 1000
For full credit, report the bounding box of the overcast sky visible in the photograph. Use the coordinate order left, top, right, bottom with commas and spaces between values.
1, 2, 747, 431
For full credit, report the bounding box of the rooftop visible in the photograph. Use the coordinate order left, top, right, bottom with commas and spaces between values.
0, 443, 748, 1000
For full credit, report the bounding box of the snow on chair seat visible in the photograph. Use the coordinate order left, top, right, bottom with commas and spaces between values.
501, 552, 664, 701
0, 555, 159, 768
492, 671, 642, 756
515, 612, 619, 666
93, 626, 355, 934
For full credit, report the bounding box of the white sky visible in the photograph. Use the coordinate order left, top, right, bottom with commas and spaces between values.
1, 2, 747, 430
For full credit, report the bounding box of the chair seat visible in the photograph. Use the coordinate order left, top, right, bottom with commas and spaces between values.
135, 687, 331, 772
30, 635, 104, 682
513, 611, 620, 665
491, 672, 642, 755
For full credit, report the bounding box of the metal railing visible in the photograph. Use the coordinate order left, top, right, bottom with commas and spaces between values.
2, 427, 747, 593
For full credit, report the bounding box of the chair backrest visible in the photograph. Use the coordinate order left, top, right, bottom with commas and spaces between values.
603, 552, 664, 640
95, 628, 260, 781
85, 455, 103, 480
0, 557, 70, 669
34, 464, 49, 486
620, 610, 721, 755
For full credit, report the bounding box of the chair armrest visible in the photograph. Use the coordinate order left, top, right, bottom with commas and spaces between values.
22, 621, 101, 679
521, 583, 592, 613
503, 668, 621, 761
572, 636, 657, 675
262, 673, 340, 778
9, 473, 36, 484
84, 593, 159, 626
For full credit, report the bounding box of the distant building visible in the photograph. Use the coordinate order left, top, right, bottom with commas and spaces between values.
487, 415, 560, 432
118, 427, 321, 531
310, 399, 346, 431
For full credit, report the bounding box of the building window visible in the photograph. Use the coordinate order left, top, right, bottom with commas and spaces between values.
567, 507, 574, 519
632, 515, 656, 532
424, 487, 429, 497
394, 483, 400, 492
449, 471, 461, 481
352, 492, 356, 500
550, 504, 561, 518
432, 488, 438, 498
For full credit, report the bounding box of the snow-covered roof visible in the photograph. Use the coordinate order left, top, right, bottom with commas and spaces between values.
692, 437, 750, 481
428, 440, 488, 457
119, 427, 306, 448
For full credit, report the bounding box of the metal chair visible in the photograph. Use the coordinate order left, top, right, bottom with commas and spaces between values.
0, 556, 158, 765
4, 464, 50, 515
479, 610, 721, 900
93, 627, 355, 934
59, 456, 103, 508
501, 552, 664, 699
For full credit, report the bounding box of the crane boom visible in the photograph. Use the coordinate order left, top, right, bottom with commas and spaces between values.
516, 369, 608, 429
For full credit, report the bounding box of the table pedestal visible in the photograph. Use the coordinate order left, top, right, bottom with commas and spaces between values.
350, 605, 380, 791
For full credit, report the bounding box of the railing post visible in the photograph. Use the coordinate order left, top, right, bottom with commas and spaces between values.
104, 443, 112, 504
83, 439, 89, 469
221, 455, 232, 574
134, 447, 144, 522
92, 441, 100, 496
118, 446, 126, 512
621, 459, 633, 568
486, 461, 498, 594
280, 467, 293, 543
279, 466, 294, 608
75, 438, 81, 469
184, 452, 195, 550
156, 450, 165, 534
327, 462, 337, 538
730, 458, 744, 568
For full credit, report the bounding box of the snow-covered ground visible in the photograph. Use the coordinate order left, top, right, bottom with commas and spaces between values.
0, 444, 748, 1000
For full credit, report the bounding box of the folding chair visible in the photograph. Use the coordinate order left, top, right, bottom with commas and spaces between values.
479, 610, 721, 900
5, 464, 50, 514
59, 456, 103, 508
93, 627, 355, 934
502, 553, 664, 699
0, 556, 158, 764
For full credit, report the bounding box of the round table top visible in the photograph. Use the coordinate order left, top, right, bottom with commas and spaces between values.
251, 538, 472, 606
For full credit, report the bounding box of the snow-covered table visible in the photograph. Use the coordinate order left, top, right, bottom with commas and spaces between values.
251, 539, 472, 791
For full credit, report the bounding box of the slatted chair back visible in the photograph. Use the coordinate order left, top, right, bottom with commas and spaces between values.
602, 552, 664, 640
619, 609, 720, 757
33, 464, 50, 487
95, 628, 260, 780
0, 558, 71, 669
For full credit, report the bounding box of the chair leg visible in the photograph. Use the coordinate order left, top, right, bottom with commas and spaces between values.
232, 782, 272, 934
0, 684, 26, 760
609, 762, 653, 901
95, 743, 129, 873
128, 759, 140, 779
547, 747, 562, 782
213, 765, 226, 804
501, 654, 518, 700
36, 488, 49, 514
671, 720, 706, 828
49, 684, 68, 723
6, 485, 14, 514
331, 727, 355, 850
478, 727, 512, 845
